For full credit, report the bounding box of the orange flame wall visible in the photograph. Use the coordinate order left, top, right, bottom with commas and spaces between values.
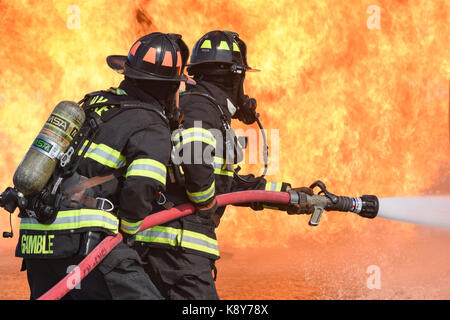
0, 0, 449, 247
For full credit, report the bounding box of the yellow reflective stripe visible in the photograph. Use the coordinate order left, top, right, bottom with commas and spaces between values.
150, 225, 179, 235
176, 136, 216, 150
182, 229, 218, 246
186, 181, 215, 204
135, 225, 179, 245
129, 158, 166, 172
213, 156, 225, 164
174, 127, 216, 141
115, 88, 127, 95
78, 140, 126, 169
19, 209, 119, 233
200, 39, 212, 49
265, 182, 283, 192
136, 226, 219, 257
173, 127, 216, 149
263, 182, 283, 209
120, 218, 143, 235
136, 234, 178, 246
232, 42, 240, 52
181, 240, 219, 256
125, 158, 167, 185
213, 157, 234, 177
125, 170, 166, 185
218, 41, 230, 50
214, 168, 234, 177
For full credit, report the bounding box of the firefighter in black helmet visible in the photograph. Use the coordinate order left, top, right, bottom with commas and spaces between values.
13, 32, 189, 300
134, 30, 314, 300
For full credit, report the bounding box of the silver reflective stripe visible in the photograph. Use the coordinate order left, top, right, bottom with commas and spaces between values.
212, 157, 234, 177
19, 209, 119, 232
173, 127, 216, 149
125, 158, 167, 185
136, 226, 219, 257
186, 181, 215, 204
263, 182, 282, 210
128, 164, 166, 176
266, 182, 282, 191
127, 164, 166, 177
181, 234, 219, 252
79, 141, 127, 169
139, 228, 178, 244
21, 215, 116, 226
119, 218, 143, 235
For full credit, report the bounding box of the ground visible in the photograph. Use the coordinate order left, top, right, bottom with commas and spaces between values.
1, 219, 449, 300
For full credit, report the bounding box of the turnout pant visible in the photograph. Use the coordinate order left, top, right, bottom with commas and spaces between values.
136, 246, 219, 300
24, 242, 163, 300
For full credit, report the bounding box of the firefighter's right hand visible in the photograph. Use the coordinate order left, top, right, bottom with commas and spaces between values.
286, 187, 315, 215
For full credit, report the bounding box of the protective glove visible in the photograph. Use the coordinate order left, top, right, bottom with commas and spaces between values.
286, 187, 315, 215
236, 95, 258, 125
196, 198, 218, 219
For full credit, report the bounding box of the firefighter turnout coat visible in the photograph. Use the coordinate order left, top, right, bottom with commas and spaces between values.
16, 81, 172, 260
135, 81, 290, 260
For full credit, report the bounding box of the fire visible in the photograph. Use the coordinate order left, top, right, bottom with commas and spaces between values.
0, 0, 449, 251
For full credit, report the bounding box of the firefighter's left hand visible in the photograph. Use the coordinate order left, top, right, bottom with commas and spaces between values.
286, 187, 315, 215
195, 198, 218, 219
236, 95, 258, 124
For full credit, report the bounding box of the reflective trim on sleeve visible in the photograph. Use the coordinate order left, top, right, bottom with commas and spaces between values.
125, 158, 167, 185
19, 209, 119, 234
78, 140, 126, 169
135, 225, 220, 258
213, 156, 234, 177
120, 218, 143, 235
173, 127, 216, 150
186, 181, 215, 204
263, 182, 283, 210
265, 182, 283, 192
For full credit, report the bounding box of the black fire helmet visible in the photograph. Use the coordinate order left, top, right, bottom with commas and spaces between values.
187, 30, 259, 76
107, 32, 189, 82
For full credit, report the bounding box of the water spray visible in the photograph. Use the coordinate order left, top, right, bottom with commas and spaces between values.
378, 197, 450, 229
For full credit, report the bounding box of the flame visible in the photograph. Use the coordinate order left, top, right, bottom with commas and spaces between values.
0, 0, 449, 251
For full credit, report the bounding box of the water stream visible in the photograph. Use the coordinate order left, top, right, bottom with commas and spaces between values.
378, 197, 450, 229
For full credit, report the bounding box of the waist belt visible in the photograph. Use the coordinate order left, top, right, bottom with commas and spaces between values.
64, 174, 117, 211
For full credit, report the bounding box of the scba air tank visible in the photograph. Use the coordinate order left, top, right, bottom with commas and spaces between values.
13, 101, 86, 196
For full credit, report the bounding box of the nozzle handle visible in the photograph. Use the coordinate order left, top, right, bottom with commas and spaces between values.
309, 206, 324, 226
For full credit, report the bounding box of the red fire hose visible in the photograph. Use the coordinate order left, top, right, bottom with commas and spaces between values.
37, 190, 291, 300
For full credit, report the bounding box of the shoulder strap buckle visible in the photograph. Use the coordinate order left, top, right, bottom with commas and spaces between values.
96, 197, 114, 212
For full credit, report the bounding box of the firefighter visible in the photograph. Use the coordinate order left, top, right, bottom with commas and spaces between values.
11, 32, 190, 300
134, 30, 314, 300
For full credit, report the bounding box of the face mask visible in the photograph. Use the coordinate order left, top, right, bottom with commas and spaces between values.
233, 74, 258, 125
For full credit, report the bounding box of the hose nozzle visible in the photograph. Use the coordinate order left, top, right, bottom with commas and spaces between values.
357, 195, 379, 219
324, 194, 379, 219
300, 180, 379, 226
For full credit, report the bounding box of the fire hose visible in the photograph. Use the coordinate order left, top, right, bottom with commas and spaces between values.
32, 181, 377, 300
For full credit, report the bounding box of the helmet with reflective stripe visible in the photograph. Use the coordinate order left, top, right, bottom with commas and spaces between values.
187, 30, 258, 75
106, 32, 189, 82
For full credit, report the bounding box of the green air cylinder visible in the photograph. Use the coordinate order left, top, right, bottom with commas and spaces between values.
13, 101, 86, 196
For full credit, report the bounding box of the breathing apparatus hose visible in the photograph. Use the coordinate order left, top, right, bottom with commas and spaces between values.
37, 187, 378, 300
232, 115, 269, 185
